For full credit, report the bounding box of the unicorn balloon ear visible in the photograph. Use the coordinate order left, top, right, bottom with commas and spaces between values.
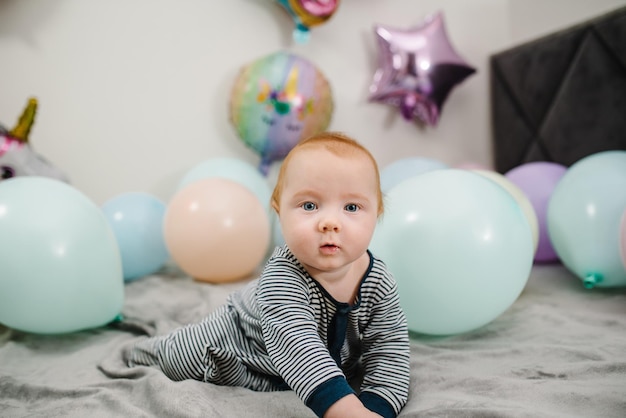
9, 97, 38, 143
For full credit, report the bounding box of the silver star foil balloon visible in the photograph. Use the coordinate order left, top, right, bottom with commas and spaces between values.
368, 11, 476, 126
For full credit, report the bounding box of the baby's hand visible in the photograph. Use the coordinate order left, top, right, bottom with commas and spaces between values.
324, 394, 383, 418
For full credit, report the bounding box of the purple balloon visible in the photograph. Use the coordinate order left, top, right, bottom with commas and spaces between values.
505, 162, 568, 263
368, 11, 476, 126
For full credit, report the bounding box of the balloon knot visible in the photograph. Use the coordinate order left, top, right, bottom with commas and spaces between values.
293, 25, 310, 44
583, 273, 603, 289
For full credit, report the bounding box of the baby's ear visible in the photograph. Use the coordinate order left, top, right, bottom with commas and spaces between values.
271, 200, 280, 214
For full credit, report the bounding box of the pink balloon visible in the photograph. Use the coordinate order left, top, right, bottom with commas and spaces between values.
454, 161, 490, 170
505, 162, 568, 263
164, 178, 271, 283
368, 11, 476, 126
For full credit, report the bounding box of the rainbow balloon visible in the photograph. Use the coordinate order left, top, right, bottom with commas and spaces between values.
274, 0, 341, 43
229, 51, 333, 175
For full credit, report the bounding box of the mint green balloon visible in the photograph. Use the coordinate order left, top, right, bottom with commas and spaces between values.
547, 151, 626, 289
371, 170, 534, 335
0, 177, 124, 334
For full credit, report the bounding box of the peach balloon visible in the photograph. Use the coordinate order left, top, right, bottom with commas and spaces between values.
472, 170, 539, 254
164, 178, 270, 283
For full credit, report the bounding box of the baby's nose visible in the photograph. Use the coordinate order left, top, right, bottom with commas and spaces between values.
319, 215, 340, 232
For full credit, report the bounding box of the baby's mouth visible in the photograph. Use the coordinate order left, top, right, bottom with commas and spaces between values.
320, 244, 339, 254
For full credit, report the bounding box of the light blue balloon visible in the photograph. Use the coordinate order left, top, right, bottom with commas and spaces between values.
177, 157, 272, 212
371, 170, 534, 336
380, 157, 448, 194
547, 150, 626, 288
0, 177, 124, 334
270, 209, 285, 249
102, 192, 170, 281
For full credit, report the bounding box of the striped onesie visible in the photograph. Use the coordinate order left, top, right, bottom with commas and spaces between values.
128, 245, 410, 418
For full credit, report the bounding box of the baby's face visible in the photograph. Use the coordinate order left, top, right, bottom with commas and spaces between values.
278, 147, 379, 277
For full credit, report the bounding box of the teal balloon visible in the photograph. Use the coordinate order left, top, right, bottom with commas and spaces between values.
177, 157, 272, 212
547, 150, 626, 288
380, 157, 448, 193
0, 177, 124, 334
371, 170, 534, 335
102, 192, 170, 281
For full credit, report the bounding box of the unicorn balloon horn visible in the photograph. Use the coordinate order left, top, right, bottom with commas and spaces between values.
9, 97, 38, 142
0, 97, 70, 183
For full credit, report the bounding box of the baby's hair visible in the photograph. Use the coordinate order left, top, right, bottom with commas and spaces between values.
271, 131, 384, 216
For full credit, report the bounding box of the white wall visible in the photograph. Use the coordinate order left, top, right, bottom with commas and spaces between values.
1, 0, 624, 205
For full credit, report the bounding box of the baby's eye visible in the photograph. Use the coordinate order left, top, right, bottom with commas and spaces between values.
301, 202, 317, 211
345, 203, 359, 213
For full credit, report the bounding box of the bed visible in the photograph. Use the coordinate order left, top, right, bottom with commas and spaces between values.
490, 6, 626, 173
2, 7, 626, 418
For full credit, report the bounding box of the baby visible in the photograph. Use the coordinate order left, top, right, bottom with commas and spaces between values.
127, 132, 410, 418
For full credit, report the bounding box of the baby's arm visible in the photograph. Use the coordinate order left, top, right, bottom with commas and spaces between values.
359, 282, 411, 417
324, 394, 382, 418
256, 269, 354, 416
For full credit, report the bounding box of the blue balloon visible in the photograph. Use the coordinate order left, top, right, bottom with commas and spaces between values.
547, 150, 626, 288
102, 192, 170, 281
371, 170, 534, 335
0, 177, 124, 334
178, 157, 272, 212
380, 157, 448, 193
270, 209, 285, 249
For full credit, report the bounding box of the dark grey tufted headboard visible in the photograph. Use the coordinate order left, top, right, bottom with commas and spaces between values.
490, 6, 626, 174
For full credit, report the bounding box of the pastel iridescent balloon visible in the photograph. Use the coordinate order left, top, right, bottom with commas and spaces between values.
369, 11, 476, 126
230, 51, 333, 175
275, 0, 341, 43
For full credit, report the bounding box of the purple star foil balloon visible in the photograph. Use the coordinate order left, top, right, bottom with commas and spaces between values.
368, 11, 476, 126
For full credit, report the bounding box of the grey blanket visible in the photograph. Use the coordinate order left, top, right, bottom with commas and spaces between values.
1, 264, 625, 417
